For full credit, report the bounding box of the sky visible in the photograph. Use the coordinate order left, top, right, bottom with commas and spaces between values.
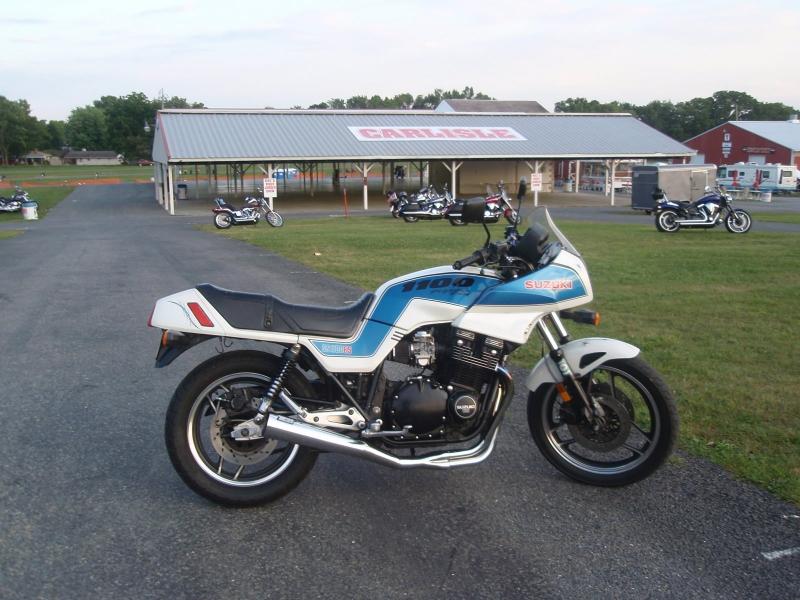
4, 0, 799, 122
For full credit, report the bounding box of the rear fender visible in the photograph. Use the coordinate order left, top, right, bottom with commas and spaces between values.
524, 337, 640, 392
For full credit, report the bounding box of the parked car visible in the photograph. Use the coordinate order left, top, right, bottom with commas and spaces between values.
138, 159, 154, 166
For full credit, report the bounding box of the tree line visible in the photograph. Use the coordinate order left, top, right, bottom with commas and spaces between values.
1, 88, 798, 165
0, 92, 203, 165
554, 90, 799, 141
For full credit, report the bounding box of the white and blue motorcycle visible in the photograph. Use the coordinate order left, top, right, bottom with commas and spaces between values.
149, 199, 677, 506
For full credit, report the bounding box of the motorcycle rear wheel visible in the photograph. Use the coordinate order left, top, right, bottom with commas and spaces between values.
655, 210, 680, 233
214, 213, 233, 229
165, 351, 317, 506
402, 215, 419, 223
527, 356, 678, 486
725, 209, 751, 234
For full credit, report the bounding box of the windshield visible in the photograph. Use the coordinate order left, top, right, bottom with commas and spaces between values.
525, 207, 581, 258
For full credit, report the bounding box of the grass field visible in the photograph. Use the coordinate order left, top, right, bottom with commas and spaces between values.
750, 212, 800, 225
205, 217, 800, 504
0, 164, 154, 185
0, 187, 74, 222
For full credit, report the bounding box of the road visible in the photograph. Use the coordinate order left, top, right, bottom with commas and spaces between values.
0, 184, 798, 599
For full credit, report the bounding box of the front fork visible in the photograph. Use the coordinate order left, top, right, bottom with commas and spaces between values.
536, 315, 603, 423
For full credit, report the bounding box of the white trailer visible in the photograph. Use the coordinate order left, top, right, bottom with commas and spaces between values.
717, 163, 798, 193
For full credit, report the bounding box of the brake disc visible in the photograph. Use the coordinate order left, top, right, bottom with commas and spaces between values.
210, 405, 277, 465
568, 395, 632, 453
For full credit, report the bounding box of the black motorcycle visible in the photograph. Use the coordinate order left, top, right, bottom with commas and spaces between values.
654, 186, 752, 234
397, 185, 455, 223
212, 196, 284, 229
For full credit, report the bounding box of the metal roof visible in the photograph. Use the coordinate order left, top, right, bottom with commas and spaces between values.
436, 99, 548, 113
727, 120, 800, 151
153, 109, 693, 163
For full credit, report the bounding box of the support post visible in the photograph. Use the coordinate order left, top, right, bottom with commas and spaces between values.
524, 160, 542, 207
575, 160, 581, 193
166, 165, 175, 215
610, 159, 618, 206
353, 162, 374, 210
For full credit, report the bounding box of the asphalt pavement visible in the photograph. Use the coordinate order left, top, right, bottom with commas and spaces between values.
0, 184, 798, 599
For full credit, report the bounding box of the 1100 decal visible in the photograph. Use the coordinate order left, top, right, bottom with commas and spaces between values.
400, 277, 475, 293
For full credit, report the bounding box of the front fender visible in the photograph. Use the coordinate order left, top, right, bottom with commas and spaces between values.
524, 337, 640, 392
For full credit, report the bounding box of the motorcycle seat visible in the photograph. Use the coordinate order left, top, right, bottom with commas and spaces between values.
196, 284, 374, 338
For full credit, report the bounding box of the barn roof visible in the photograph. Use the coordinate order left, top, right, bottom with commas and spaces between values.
152, 109, 693, 164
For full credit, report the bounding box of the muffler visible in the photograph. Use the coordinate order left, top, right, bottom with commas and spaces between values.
264, 413, 498, 469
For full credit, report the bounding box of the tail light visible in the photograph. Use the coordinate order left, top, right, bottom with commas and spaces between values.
187, 302, 214, 327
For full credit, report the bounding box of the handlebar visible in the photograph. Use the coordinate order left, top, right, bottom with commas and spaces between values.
452, 242, 510, 270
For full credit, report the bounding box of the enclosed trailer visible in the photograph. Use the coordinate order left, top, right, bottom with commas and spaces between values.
631, 164, 717, 211
716, 163, 798, 193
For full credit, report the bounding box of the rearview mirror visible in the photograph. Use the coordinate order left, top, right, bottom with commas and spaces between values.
461, 198, 486, 223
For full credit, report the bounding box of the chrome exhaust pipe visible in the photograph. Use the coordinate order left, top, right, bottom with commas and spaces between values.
264, 413, 499, 469
264, 367, 512, 469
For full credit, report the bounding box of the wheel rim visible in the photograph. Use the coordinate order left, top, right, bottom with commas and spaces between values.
215, 213, 232, 227
541, 366, 661, 475
727, 211, 750, 233
186, 372, 299, 487
658, 211, 678, 231
266, 211, 283, 227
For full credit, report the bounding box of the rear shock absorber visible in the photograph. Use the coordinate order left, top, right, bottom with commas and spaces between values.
254, 343, 301, 424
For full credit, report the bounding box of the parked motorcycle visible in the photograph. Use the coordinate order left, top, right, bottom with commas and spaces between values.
0, 187, 28, 213
446, 183, 520, 226
654, 186, 751, 234
212, 196, 284, 230
386, 189, 409, 218
397, 185, 455, 222
150, 197, 678, 506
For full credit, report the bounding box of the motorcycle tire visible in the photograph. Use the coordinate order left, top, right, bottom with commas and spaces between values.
266, 211, 284, 227
725, 209, 751, 234
214, 213, 233, 229
527, 356, 678, 487
655, 210, 680, 233
165, 350, 318, 507
449, 217, 466, 226
402, 215, 419, 223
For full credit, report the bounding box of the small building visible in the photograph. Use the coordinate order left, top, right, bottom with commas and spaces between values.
21, 150, 57, 165
684, 118, 800, 168
62, 150, 123, 166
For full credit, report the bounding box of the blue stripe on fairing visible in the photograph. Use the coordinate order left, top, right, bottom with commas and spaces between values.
310, 272, 500, 357
475, 265, 586, 306
369, 273, 499, 325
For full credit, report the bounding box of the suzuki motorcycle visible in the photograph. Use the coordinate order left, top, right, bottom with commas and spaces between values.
397, 185, 456, 223
212, 196, 284, 229
446, 183, 519, 227
386, 190, 409, 218
150, 198, 678, 507
654, 186, 751, 234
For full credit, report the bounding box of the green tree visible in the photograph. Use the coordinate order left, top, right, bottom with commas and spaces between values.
46, 120, 67, 150
0, 96, 44, 164
65, 106, 109, 150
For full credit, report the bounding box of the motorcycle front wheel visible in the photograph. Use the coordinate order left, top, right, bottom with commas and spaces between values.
213, 213, 233, 229
266, 210, 284, 227
402, 214, 419, 223
165, 351, 317, 506
655, 210, 680, 233
725, 209, 751, 234
527, 356, 678, 486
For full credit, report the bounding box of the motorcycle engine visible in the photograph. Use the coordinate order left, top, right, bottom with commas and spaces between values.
383, 327, 504, 440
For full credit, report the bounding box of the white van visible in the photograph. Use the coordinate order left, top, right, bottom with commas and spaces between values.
717, 163, 798, 193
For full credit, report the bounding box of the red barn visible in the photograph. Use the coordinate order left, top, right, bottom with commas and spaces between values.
684, 119, 800, 168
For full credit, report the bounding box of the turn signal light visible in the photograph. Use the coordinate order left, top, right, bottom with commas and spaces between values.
187, 302, 214, 327
556, 383, 572, 403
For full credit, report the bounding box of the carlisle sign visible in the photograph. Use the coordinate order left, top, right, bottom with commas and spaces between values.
349, 126, 526, 142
